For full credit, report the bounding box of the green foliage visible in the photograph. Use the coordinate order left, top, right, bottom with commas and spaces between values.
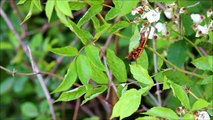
106, 49, 127, 82
111, 89, 142, 119
143, 107, 179, 119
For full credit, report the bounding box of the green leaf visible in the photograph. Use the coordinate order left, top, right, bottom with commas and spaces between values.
82, 86, 107, 104
77, 4, 102, 27
50, 46, 78, 56
192, 56, 213, 71
0, 42, 13, 50
129, 25, 140, 53
130, 64, 154, 86
182, 14, 194, 36
163, 76, 170, 90
91, 16, 100, 30
182, 114, 195, 120
164, 70, 193, 87
55, 5, 69, 25
45, 0, 55, 22
85, 45, 105, 71
111, 89, 141, 119
136, 50, 149, 69
0, 78, 14, 95
55, 0, 73, 17
52, 61, 77, 93
149, 0, 176, 3
22, 2, 34, 23
105, 0, 139, 20
69, 2, 86, 10
76, 55, 92, 85
200, 75, 213, 85
117, 84, 128, 98
21, 102, 39, 117
106, 49, 127, 82
170, 82, 191, 109
17, 0, 27, 5
136, 116, 158, 120
143, 107, 179, 119
192, 99, 209, 110
108, 21, 130, 34
105, 8, 120, 21
68, 20, 93, 44
55, 86, 86, 102
90, 64, 108, 84
94, 23, 111, 40
32, 0, 42, 11
157, 57, 164, 70
167, 40, 188, 68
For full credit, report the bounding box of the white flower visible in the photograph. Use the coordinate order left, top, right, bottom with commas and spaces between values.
131, 8, 138, 15
179, 7, 186, 14
164, 8, 173, 19
144, 10, 160, 23
207, 9, 213, 17
155, 22, 167, 35
191, 14, 203, 24
208, 20, 213, 30
198, 111, 210, 120
146, 26, 155, 39
195, 25, 208, 37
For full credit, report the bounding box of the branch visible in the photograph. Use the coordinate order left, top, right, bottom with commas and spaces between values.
0, 7, 56, 120
0, 66, 63, 80
146, 46, 204, 79
152, 38, 162, 106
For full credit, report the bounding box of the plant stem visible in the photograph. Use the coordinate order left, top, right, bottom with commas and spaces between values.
146, 46, 204, 79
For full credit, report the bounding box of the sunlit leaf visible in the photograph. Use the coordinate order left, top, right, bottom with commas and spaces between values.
111, 89, 141, 119
32, 0, 42, 11
192, 56, 213, 71
192, 99, 209, 110
82, 85, 107, 104
76, 55, 91, 85
55, 86, 86, 102
55, 0, 73, 17
136, 116, 158, 120
170, 82, 191, 109
143, 107, 179, 119
106, 49, 127, 82
108, 21, 130, 34
85, 45, 105, 71
17, 0, 27, 5
45, 0, 55, 22
52, 61, 77, 93
130, 64, 154, 86
94, 23, 111, 40
182, 114, 195, 120
50, 46, 78, 56
90, 63, 108, 84
68, 20, 93, 44
77, 4, 102, 27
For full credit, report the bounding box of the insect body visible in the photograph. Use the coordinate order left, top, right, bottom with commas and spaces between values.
126, 32, 148, 61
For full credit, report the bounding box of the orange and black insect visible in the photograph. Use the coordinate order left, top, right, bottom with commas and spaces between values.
126, 32, 148, 61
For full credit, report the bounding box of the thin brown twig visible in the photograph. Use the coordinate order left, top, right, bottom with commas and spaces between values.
72, 98, 80, 120
9, 0, 27, 38
0, 7, 56, 120
146, 46, 204, 79
0, 66, 63, 80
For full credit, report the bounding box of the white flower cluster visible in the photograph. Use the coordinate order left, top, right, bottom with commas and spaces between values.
131, 0, 168, 39
190, 9, 213, 37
